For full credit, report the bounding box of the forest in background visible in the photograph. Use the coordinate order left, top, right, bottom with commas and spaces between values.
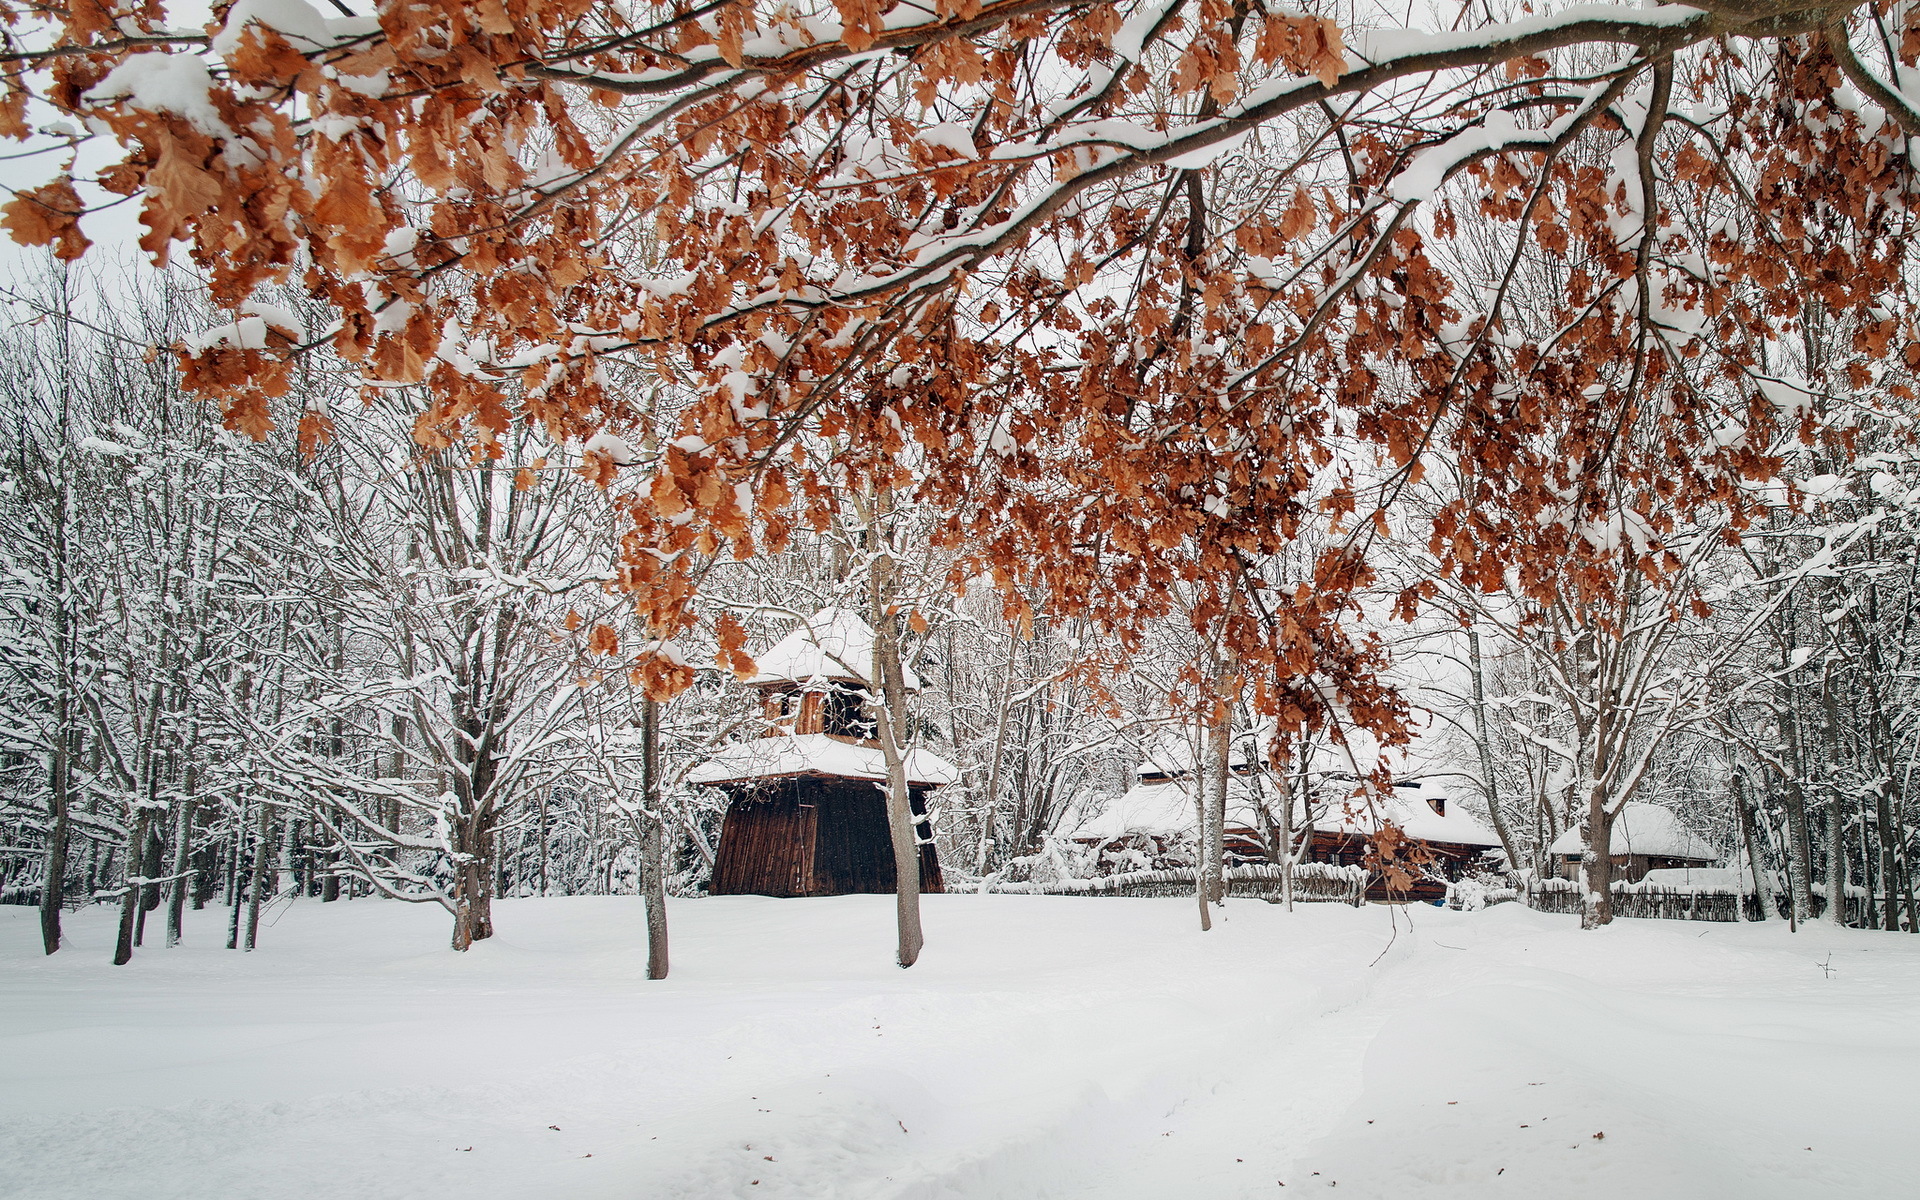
3, 252, 1917, 960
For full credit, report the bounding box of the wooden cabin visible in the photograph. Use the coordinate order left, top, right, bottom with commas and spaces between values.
689, 609, 952, 897
1075, 757, 1504, 902
1547, 803, 1717, 883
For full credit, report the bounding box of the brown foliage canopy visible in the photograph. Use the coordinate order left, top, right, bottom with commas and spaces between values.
5, 0, 1916, 748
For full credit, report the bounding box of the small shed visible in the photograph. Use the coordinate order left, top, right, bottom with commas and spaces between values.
691, 610, 952, 898
1548, 803, 1718, 883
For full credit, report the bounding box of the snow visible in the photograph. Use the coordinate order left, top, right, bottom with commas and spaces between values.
211, 0, 380, 56
747, 608, 922, 691
84, 53, 231, 138
77, 435, 135, 457
688, 730, 959, 788
239, 300, 306, 340
1547, 803, 1718, 862
917, 123, 979, 161
213, 0, 332, 54
5, 897, 1918, 1198
1074, 778, 1229, 839
583, 431, 638, 465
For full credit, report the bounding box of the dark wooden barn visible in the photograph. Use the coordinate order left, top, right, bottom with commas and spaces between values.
689, 609, 955, 898
701, 769, 946, 897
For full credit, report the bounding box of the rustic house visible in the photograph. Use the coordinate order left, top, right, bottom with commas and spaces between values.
1547, 803, 1718, 882
689, 609, 953, 897
1073, 753, 1503, 902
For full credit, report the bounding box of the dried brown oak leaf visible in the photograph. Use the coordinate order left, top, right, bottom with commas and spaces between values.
2, 176, 90, 260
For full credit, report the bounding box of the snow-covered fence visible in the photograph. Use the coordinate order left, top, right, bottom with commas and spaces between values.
1524, 876, 1878, 924
984, 862, 1366, 905
1525, 878, 1750, 922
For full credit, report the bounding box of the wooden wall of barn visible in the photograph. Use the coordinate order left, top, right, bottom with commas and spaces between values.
708, 775, 944, 897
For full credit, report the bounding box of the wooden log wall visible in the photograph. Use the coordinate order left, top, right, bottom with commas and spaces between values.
708, 776, 944, 897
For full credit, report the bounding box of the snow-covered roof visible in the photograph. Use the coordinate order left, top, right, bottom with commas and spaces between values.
688, 732, 956, 788
746, 608, 922, 692
1072, 777, 1502, 848
1135, 744, 1256, 779
1547, 804, 1717, 862
1323, 782, 1504, 848
1072, 778, 1265, 840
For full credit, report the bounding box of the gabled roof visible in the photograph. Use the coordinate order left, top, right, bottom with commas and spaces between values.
746, 608, 923, 692
1318, 783, 1503, 849
688, 732, 957, 788
1547, 804, 1717, 862
1073, 779, 1256, 840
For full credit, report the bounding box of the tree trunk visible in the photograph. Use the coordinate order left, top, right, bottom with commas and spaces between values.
1735, 774, 1767, 922
1885, 781, 1911, 932
134, 814, 163, 949
1191, 771, 1213, 932
244, 799, 272, 951
227, 798, 247, 949
165, 777, 198, 946
113, 807, 153, 966
1781, 779, 1814, 924
39, 720, 70, 955
1204, 680, 1232, 908
1468, 629, 1519, 871
641, 696, 669, 980
450, 808, 496, 951
1580, 787, 1613, 929
1821, 665, 1847, 926
868, 532, 924, 969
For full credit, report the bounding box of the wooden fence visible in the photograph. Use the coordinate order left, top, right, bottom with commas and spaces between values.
1522, 880, 1870, 924
985, 862, 1367, 905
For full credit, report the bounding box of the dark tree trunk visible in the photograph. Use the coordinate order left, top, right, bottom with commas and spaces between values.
450, 808, 496, 951
114, 807, 154, 966
227, 799, 247, 949
642, 696, 669, 980
1735, 775, 1768, 922
244, 799, 272, 951
165, 781, 199, 945
39, 722, 70, 955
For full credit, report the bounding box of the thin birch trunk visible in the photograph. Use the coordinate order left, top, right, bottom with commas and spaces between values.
867, 509, 924, 969
1821, 664, 1847, 926
1204, 679, 1232, 908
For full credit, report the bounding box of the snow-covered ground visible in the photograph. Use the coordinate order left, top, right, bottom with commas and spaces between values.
3, 895, 1914, 1199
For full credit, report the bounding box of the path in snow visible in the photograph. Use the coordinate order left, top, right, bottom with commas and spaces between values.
2, 895, 1914, 1199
